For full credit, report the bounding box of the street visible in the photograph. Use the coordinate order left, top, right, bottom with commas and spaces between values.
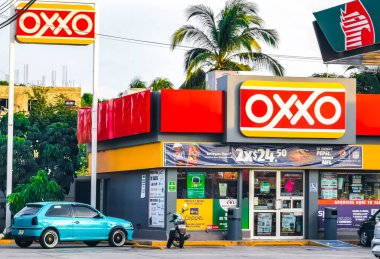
0, 244, 375, 259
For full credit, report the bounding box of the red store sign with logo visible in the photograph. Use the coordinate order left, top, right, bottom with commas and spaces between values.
240, 81, 346, 139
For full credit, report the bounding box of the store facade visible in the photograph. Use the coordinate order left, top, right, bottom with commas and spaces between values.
78, 75, 380, 240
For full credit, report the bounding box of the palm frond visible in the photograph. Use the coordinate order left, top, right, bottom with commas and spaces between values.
243, 28, 279, 48
171, 25, 216, 51
181, 68, 206, 89
222, 60, 252, 71
233, 52, 285, 76
184, 48, 214, 71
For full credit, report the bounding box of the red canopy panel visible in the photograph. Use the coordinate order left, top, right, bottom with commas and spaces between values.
356, 94, 380, 136
77, 90, 151, 144
160, 89, 224, 133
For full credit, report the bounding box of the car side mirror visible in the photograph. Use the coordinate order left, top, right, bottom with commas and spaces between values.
95, 214, 104, 219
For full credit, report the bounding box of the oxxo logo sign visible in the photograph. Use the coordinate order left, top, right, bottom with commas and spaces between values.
16, 2, 95, 45
240, 81, 346, 139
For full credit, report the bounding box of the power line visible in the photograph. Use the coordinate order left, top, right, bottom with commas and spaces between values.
0, 13, 323, 62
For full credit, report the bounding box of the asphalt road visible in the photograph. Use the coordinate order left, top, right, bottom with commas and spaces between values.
0, 244, 375, 259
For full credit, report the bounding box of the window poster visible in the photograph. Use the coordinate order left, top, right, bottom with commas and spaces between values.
187, 172, 205, 198
257, 213, 272, 234
149, 170, 165, 227
281, 213, 296, 233
321, 172, 338, 199
260, 182, 270, 193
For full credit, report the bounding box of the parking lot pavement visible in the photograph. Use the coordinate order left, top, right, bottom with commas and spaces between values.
0, 244, 375, 259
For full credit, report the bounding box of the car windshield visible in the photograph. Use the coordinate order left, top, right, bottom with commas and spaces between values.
17, 205, 43, 216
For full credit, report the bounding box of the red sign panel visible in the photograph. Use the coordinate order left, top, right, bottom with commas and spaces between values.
341, 0, 375, 51
16, 2, 95, 45
240, 81, 346, 139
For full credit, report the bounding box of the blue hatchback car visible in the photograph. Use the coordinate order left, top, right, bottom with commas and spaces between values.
11, 202, 134, 249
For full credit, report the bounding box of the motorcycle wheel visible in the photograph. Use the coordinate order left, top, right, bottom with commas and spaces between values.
166, 231, 175, 249
179, 234, 185, 248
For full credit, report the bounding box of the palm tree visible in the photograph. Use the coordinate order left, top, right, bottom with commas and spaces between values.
130, 78, 147, 89
171, 0, 284, 89
150, 77, 174, 91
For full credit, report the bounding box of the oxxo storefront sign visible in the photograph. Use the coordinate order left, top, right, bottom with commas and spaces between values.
16, 2, 95, 45
240, 81, 346, 139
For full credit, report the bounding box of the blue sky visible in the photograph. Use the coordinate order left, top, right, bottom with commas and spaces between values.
0, 0, 349, 99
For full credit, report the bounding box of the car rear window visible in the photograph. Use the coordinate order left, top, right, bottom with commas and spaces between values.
17, 205, 42, 216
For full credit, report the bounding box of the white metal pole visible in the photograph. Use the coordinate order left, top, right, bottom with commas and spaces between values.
91, 0, 99, 207
5, 1, 16, 233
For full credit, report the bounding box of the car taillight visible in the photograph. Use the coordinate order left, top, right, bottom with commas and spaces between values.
31, 216, 38, 225
179, 220, 186, 225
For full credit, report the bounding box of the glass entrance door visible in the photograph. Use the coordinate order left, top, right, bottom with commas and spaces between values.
251, 170, 304, 239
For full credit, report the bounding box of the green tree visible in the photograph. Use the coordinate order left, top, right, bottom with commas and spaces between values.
6, 170, 63, 213
130, 78, 147, 89
346, 66, 380, 94
38, 122, 79, 194
311, 73, 345, 78
150, 77, 174, 91
0, 113, 37, 194
171, 0, 284, 89
81, 93, 93, 107
76, 144, 89, 176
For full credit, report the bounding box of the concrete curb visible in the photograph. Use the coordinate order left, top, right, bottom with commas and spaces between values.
0, 239, 360, 247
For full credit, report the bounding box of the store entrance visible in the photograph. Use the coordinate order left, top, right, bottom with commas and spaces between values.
250, 170, 304, 239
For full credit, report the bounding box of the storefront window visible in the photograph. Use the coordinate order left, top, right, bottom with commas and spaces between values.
177, 171, 238, 199
177, 170, 238, 231
319, 172, 380, 200
280, 172, 303, 197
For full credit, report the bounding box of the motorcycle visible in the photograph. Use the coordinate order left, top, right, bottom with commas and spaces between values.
166, 205, 191, 249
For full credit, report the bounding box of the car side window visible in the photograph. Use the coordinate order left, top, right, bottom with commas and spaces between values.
72, 205, 99, 218
45, 205, 72, 217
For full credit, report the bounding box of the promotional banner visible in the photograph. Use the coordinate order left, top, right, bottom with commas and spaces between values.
187, 172, 206, 198
148, 170, 165, 228
164, 143, 362, 168
212, 199, 237, 230
318, 200, 380, 229
177, 199, 213, 230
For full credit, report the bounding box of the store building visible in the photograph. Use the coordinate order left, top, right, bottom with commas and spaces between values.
78, 75, 380, 240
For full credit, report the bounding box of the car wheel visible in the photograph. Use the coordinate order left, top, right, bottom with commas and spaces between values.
360, 231, 370, 246
109, 228, 126, 247
15, 238, 33, 248
39, 229, 59, 249
83, 241, 100, 247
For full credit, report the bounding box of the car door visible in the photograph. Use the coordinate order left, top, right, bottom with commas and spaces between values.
368, 210, 380, 238
44, 204, 74, 241
72, 205, 108, 240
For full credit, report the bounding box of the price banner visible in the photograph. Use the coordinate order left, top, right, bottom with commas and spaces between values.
164, 143, 362, 168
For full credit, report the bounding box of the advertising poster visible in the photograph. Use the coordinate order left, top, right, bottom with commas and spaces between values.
281, 213, 296, 233
164, 143, 362, 168
177, 199, 213, 230
148, 198, 165, 227
149, 170, 165, 228
187, 172, 206, 198
318, 200, 380, 229
257, 213, 272, 234
212, 199, 237, 230
320, 173, 338, 199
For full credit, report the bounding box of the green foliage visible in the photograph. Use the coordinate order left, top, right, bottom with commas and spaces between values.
0, 135, 37, 194
81, 93, 93, 107
0, 81, 8, 86
7, 170, 63, 213
350, 71, 380, 94
150, 77, 174, 91
171, 0, 284, 89
76, 144, 89, 176
130, 78, 147, 89
0, 86, 80, 196
311, 73, 345, 78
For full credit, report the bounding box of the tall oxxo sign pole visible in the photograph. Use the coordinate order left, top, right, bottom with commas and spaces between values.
5, 0, 98, 233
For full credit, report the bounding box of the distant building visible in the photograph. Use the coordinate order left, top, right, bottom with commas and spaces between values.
0, 86, 81, 116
